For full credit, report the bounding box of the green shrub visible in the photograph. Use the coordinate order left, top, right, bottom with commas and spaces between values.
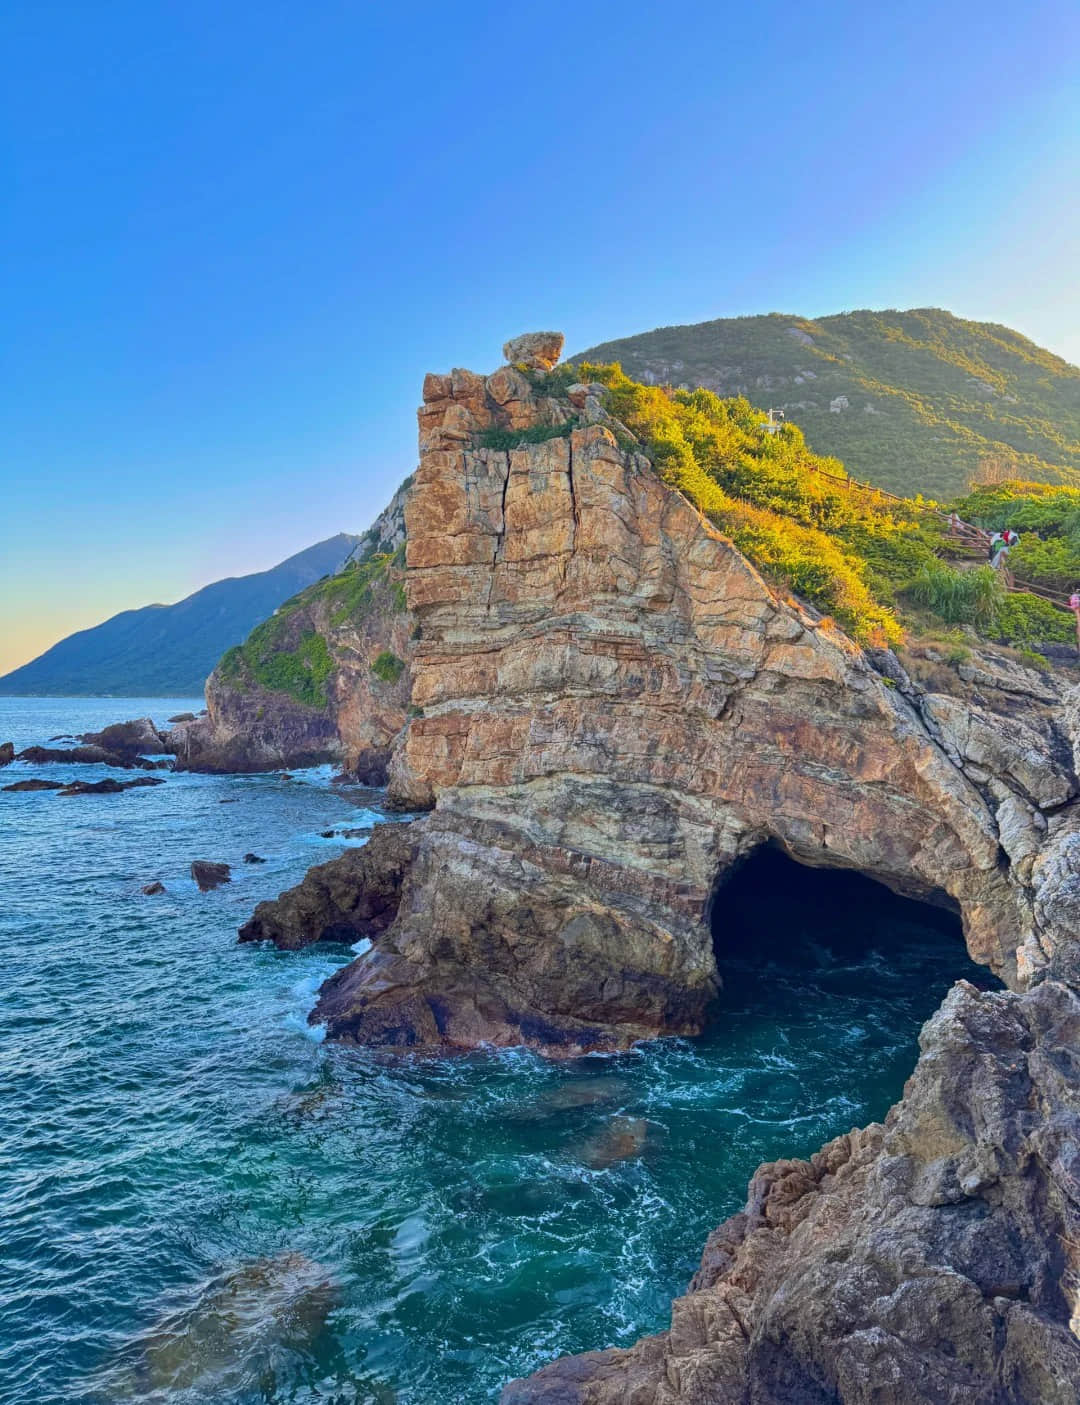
907, 561, 1004, 629
371, 651, 405, 684
477, 420, 577, 451
994, 592, 1076, 646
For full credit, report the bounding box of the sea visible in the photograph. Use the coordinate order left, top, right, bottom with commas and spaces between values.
0, 697, 987, 1405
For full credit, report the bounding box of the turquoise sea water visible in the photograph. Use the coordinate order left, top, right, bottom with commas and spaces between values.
0, 698, 988, 1405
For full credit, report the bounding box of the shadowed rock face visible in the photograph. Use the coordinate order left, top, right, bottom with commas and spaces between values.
297, 347, 1080, 1055
501, 979, 1080, 1404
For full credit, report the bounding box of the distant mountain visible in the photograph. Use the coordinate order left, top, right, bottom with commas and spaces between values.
576, 308, 1080, 499
0, 533, 362, 697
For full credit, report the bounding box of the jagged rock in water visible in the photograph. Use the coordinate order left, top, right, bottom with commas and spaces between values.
242, 852, 266, 864
0, 741, 14, 767
3, 778, 64, 792
238, 823, 417, 949
141, 881, 166, 895
79, 716, 169, 760
16, 743, 159, 769
58, 776, 165, 795
170, 481, 414, 777
191, 860, 231, 891
501, 979, 1080, 1404
502, 331, 565, 370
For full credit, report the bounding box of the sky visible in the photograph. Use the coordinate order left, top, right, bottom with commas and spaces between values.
1, 0, 1078, 675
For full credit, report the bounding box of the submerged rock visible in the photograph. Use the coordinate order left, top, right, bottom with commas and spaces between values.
3, 777, 64, 792
141, 881, 165, 896
92, 1251, 340, 1399
191, 860, 231, 891
572, 1116, 650, 1170
242, 852, 266, 864
502, 979, 1080, 1403
0, 741, 13, 767
239, 823, 416, 950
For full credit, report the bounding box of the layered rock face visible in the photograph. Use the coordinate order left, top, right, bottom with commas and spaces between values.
295, 346, 1080, 1053
239, 338, 1080, 1400
171, 484, 413, 778
502, 978, 1080, 1404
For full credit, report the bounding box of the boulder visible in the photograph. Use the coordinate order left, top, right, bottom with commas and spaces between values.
502, 331, 565, 371
79, 716, 170, 760
238, 823, 417, 949
191, 860, 231, 891
142, 881, 166, 896
0, 741, 13, 767
242, 853, 266, 864
3, 778, 64, 792
168, 712, 197, 723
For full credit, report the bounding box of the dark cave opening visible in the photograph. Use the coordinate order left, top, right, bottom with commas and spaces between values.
708, 843, 987, 1006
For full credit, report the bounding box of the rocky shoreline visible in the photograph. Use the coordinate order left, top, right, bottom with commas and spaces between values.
228, 334, 1080, 1397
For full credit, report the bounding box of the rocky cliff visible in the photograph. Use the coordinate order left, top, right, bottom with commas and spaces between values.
241, 335, 1080, 1398
170, 483, 414, 779
293, 339, 1080, 1054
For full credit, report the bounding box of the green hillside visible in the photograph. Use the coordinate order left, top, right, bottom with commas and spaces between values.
576, 309, 1080, 499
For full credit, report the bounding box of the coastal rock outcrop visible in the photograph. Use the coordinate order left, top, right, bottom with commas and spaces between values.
191, 860, 231, 891
235, 337, 1080, 1400
171, 482, 414, 777
79, 716, 169, 760
285, 340, 1080, 1055
501, 978, 1080, 1403
239, 823, 417, 949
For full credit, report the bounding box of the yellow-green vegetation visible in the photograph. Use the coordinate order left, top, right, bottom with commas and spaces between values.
219, 546, 406, 707
529, 362, 1080, 652
371, 651, 405, 684
577, 309, 1080, 499
570, 362, 948, 644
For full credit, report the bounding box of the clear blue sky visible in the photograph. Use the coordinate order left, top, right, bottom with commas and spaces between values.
2, 0, 1078, 673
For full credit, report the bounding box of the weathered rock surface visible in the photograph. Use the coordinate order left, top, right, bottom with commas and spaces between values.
0, 741, 14, 767
503, 331, 565, 370
191, 860, 231, 891
295, 345, 1080, 1055
239, 823, 417, 950
3, 778, 64, 792
171, 483, 414, 777
501, 979, 1080, 1404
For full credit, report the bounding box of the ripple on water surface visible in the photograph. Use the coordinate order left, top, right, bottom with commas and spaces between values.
0, 698, 989, 1404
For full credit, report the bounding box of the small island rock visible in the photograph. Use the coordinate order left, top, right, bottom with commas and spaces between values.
191, 860, 231, 891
